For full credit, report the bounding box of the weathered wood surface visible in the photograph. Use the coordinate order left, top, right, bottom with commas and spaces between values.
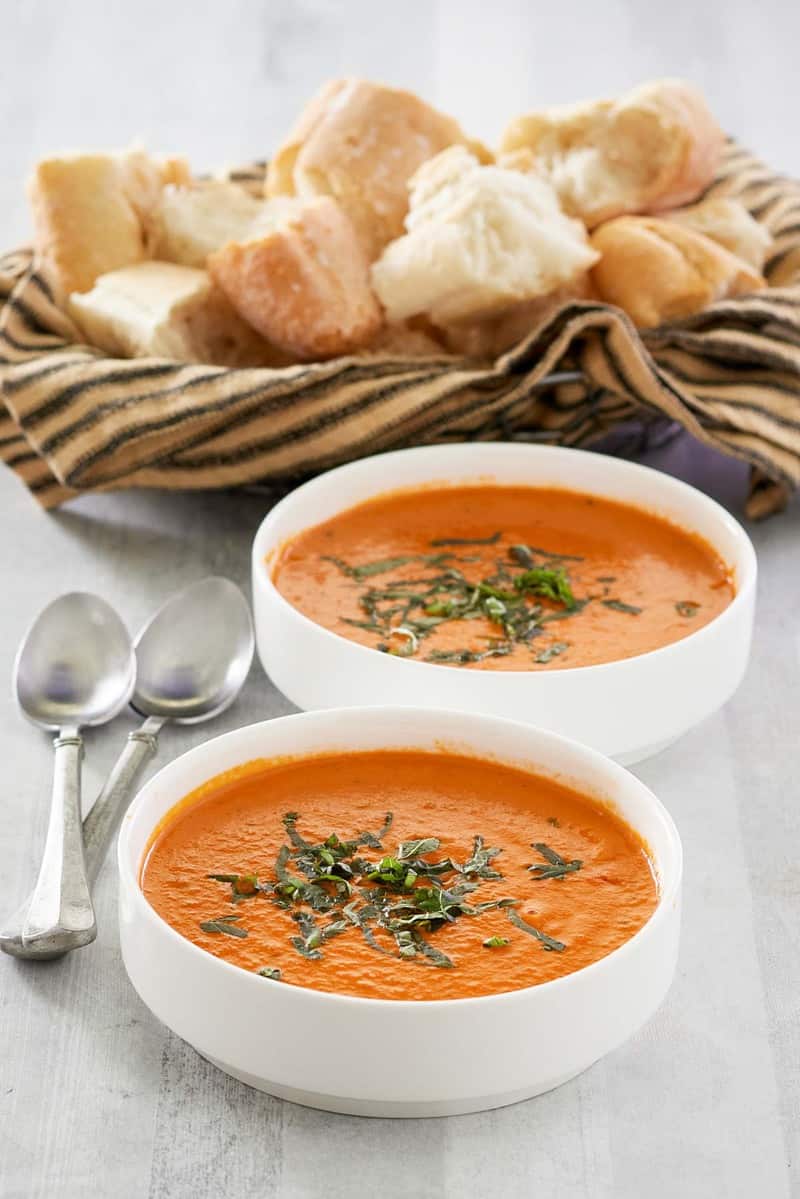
2, 3, 799, 1194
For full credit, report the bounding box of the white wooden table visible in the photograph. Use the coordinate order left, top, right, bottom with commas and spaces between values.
2, 4, 799, 1195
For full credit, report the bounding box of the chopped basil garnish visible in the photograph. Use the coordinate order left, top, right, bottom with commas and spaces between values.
528, 842, 583, 880
199, 810, 572, 972
199, 917, 248, 938
602, 599, 643, 615
483, 936, 510, 949
506, 908, 566, 952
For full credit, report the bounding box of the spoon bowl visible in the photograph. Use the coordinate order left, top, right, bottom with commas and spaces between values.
132, 577, 255, 724
16, 592, 135, 730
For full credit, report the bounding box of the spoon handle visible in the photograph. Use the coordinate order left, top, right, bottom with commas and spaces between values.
82, 716, 163, 877
0, 716, 164, 960
21, 727, 97, 953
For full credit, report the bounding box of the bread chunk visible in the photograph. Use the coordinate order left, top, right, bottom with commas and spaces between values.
590, 216, 764, 328
29, 149, 190, 299
155, 181, 299, 268
500, 79, 724, 227
209, 196, 382, 359
266, 77, 490, 259
68, 261, 285, 367
371, 146, 598, 326
663, 196, 771, 271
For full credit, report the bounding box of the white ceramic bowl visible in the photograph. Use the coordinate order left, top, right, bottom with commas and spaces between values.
119, 706, 682, 1117
251, 444, 757, 764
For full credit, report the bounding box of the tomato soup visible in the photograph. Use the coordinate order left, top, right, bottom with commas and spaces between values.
140, 750, 658, 1001
270, 485, 734, 669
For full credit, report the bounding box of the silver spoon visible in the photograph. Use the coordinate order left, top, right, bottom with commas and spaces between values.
15, 593, 135, 956
1, 577, 254, 960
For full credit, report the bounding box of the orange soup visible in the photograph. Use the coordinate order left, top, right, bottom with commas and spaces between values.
271, 485, 734, 669
141, 750, 659, 1001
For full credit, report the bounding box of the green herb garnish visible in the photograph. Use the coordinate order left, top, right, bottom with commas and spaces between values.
675, 601, 701, 617
323, 554, 417, 579
515, 567, 575, 607
534, 642, 569, 665
199, 916, 248, 938
528, 842, 583, 880
206, 872, 260, 899
429, 532, 501, 547
602, 599, 643, 615
506, 908, 566, 952
203, 811, 575, 974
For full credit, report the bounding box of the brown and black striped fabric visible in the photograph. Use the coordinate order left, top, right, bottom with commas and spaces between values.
2, 142, 800, 515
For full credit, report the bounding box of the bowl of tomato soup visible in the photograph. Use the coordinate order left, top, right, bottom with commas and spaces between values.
252, 444, 756, 763
119, 706, 681, 1117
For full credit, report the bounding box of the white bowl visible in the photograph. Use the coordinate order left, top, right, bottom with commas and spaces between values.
118, 706, 682, 1118
252, 444, 757, 764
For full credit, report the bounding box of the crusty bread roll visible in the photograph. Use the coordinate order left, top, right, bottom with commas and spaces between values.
442, 275, 596, 358
371, 146, 598, 327
29, 149, 190, 299
155, 182, 301, 268
67, 261, 287, 367
500, 79, 724, 228
209, 196, 382, 360
266, 77, 491, 260
590, 216, 765, 328
662, 196, 771, 271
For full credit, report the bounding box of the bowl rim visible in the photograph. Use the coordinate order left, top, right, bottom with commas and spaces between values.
251, 443, 758, 680
119, 704, 683, 1012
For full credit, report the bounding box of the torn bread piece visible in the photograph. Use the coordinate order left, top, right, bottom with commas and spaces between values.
154, 181, 299, 268
500, 79, 724, 227
68, 261, 289, 367
266, 77, 491, 259
662, 196, 772, 271
371, 146, 598, 327
28, 148, 190, 299
590, 216, 765, 329
209, 195, 382, 360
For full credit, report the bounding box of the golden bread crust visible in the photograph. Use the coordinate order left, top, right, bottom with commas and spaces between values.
500, 79, 724, 227
266, 77, 490, 259
590, 216, 765, 328
209, 196, 382, 359
663, 196, 772, 270
67, 261, 286, 367
29, 150, 191, 299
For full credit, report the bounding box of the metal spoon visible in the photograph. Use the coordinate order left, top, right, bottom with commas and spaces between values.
1, 577, 254, 960
14, 593, 135, 956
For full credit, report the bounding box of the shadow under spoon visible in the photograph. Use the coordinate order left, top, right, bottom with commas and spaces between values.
1, 577, 254, 961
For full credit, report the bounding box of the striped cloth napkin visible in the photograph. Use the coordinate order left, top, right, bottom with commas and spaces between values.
1, 142, 799, 516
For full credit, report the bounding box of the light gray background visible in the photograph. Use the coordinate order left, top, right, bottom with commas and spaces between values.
1, 3, 798, 1196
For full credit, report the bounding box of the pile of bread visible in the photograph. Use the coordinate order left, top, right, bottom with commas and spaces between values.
28, 77, 771, 369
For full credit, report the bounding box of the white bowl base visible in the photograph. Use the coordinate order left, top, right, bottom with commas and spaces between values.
200, 1050, 590, 1117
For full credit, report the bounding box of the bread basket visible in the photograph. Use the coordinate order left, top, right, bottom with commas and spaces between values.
1, 143, 798, 516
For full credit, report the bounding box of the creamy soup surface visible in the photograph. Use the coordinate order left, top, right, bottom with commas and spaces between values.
141, 750, 659, 1001
270, 485, 734, 670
